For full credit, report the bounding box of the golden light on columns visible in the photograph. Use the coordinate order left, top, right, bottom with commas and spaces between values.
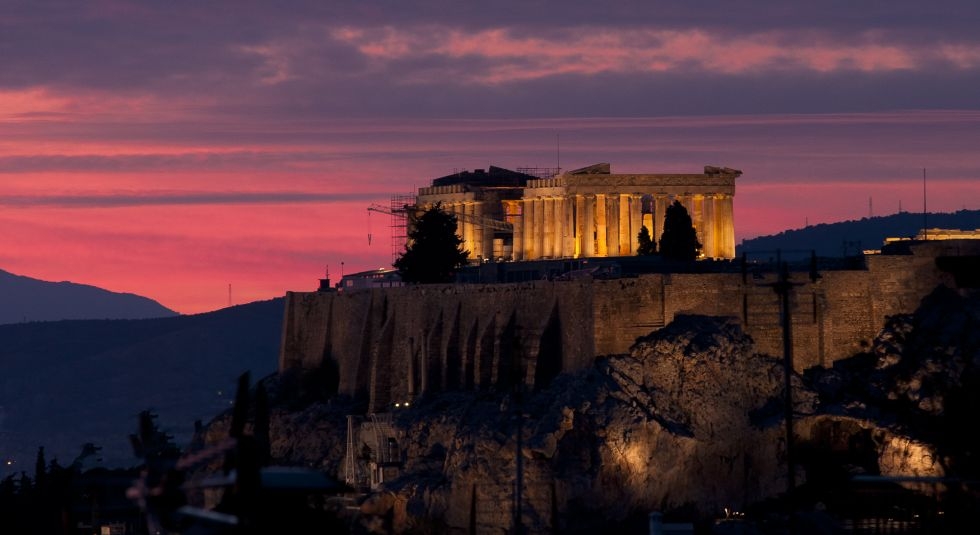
533, 197, 545, 259
582, 194, 595, 257
524, 197, 536, 259
619, 193, 632, 255
562, 195, 575, 257
512, 199, 525, 261
543, 196, 555, 258
415, 165, 740, 262
630, 194, 643, 254
607, 193, 619, 257
654, 195, 667, 246
595, 193, 607, 257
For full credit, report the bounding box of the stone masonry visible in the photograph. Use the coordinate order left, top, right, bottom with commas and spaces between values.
279, 241, 975, 412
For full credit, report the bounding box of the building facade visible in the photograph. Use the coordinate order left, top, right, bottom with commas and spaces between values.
415, 163, 740, 261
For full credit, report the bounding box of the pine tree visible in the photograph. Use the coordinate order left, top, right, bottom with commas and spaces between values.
33, 447, 46, 489
636, 225, 656, 255
658, 200, 702, 261
394, 204, 470, 283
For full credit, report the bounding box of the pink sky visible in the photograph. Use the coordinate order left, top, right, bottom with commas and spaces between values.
3, 2, 980, 314
3, 111, 978, 314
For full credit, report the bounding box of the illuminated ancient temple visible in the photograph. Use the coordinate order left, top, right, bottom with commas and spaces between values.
414, 163, 740, 261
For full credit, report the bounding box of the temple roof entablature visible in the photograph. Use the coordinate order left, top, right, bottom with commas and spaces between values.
416, 186, 480, 205
522, 173, 737, 197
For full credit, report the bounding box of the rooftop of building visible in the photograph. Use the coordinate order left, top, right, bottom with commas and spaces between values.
430, 166, 540, 188
427, 163, 742, 191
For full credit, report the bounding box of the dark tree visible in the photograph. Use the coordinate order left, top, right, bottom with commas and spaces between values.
394, 204, 470, 283
658, 200, 702, 261
34, 446, 46, 489
636, 225, 656, 255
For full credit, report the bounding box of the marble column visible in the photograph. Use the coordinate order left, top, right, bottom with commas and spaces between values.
642, 213, 653, 238
446, 203, 458, 244
574, 194, 585, 257
630, 194, 642, 254
554, 196, 565, 258
716, 194, 735, 258
463, 202, 475, 257
714, 195, 727, 259
523, 198, 535, 260
543, 197, 555, 258
682, 195, 695, 225
607, 194, 619, 257
513, 200, 524, 261
582, 194, 595, 257
619, 193, 631, 255
473, 201, 496, 260
595, 193, 607, 257
564, 195, 575, 257
702, 195, 715, 258
692, 195, 704, 257
533, 197, 545, 260
653, 195, 667, 247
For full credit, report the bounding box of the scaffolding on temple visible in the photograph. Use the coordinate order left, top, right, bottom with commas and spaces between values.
389, 193, 413, 262
368, 193, 415, 265
516, 167, 562, 179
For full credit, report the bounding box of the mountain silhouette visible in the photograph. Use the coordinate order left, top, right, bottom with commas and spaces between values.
0, 269, 178, 325
737, 209, 980, 259
0, 297, 283, 476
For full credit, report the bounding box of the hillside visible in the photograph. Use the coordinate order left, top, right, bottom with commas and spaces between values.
737, 209, 980, 259
0, 297, 284, 476
0, 269, 178, 325
223, 286, 980, 533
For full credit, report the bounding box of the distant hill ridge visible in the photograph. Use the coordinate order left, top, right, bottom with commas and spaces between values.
737, 209, 980, 258
0, 269, 178, 324
0, 297, 285, 475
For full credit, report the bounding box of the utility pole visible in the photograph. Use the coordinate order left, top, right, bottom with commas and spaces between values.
512, 339, 525, 535
768, 252, 801, 501
556, 132, 560, 173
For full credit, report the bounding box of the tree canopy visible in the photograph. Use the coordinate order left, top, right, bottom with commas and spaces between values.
394, 204, 470, 283
636, 225, 657, 255
658, 200, 702, 261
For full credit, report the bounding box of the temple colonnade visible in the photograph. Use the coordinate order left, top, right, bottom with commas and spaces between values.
414, 165, 740, 262
511, 192, 734, 260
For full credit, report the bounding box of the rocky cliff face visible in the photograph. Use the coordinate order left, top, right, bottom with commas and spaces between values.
206, 285, 979, 534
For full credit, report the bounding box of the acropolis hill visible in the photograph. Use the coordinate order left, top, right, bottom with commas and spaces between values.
279, 163, 980, 413
254, 165, 980, 533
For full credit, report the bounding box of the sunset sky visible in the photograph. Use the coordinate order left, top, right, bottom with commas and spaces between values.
3, 1, 980, 314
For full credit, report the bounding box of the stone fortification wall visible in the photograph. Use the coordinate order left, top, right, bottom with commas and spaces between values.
281, 281, 600, 412
280, 242, 965, 410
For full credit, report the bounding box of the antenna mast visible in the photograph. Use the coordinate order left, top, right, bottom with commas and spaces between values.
923, 168, 928, 240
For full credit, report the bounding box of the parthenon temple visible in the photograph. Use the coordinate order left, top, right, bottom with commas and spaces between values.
414, 163, 740, 261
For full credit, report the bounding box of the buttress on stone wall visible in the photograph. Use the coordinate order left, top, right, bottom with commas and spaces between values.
279, 241, 968, 412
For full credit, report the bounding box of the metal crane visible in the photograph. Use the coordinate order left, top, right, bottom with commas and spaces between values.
366, 202, 513, 242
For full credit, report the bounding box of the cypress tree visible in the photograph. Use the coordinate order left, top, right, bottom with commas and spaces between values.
636, 225, 657, 255
659, 200, 702, 261
394, 204, 470, 283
